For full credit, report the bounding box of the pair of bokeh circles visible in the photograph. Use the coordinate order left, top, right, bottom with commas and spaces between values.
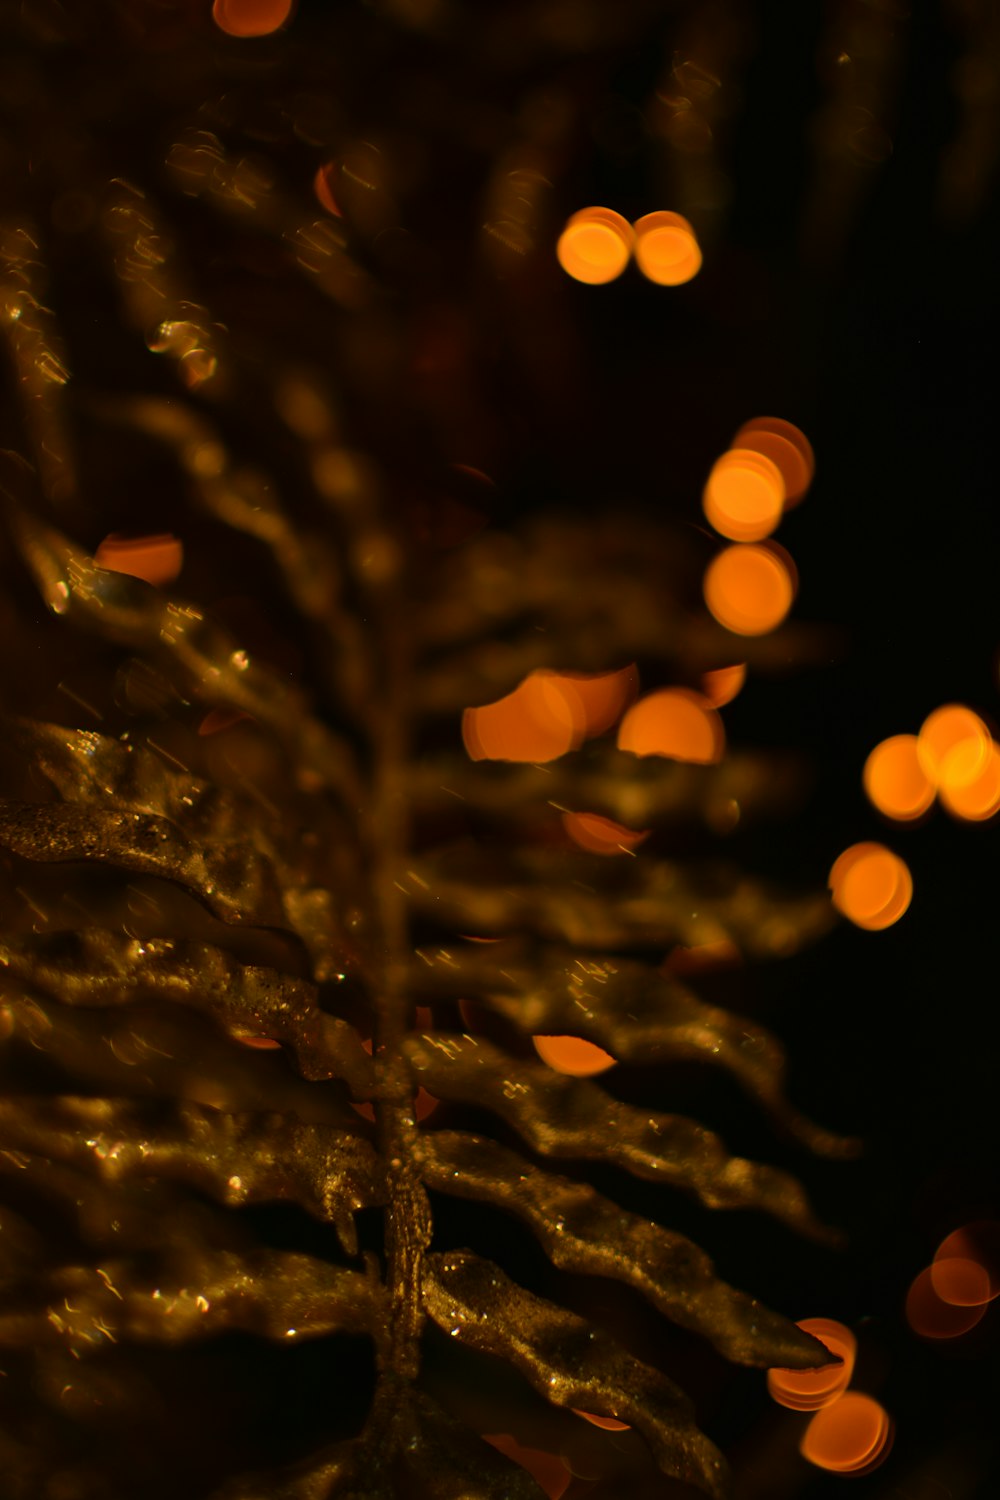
557, 207, 702, 286
768, 1320, 892, 1475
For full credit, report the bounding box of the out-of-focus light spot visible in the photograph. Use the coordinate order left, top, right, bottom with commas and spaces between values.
939, 740, 1000, 822
633, 211, 702, 285
701, 663, 746, 707
935, 1223, 1000, 1300
230, 1032, 282, 1050
917, 704, 992, 789
198, 708, 252, 736
767, 1319, 855, 1411
533, 1034, 617, 1077
733, 417, 815, 508
559, 664, 639, 737
703, 542, 796, 636
800, 1393, 892, 1475
905, 1265, 988, 1339
211, 0, 294, 37
562, 811, 650, 856
94, 534, 183, 587
572, 1409, 631, 1432
702, 449, 785, 542
862, 734, 935, 822
352, 1021, 438, 1124
829, 842, 912, 931
665, 940, 742, 975
313, 163, 341, 216
463, 671, 587, 763
930, 1257, 991, 1307
482, 1434, 571, 1500
617, 688, 724, 763
556, 207, 633, 285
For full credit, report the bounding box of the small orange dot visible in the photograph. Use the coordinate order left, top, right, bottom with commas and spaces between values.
616, 687, 724, 763
800, 1392, 892, 1474
702, 449, 785, 542
533, 1034, 616, 1077
829, 842, 912, 931
732, 417, 815, 508
212, 0, 294, 38
862, 734, 935, 821
556, 207, 632, 285
703, 542, 796, 636
633, 211, 702, 285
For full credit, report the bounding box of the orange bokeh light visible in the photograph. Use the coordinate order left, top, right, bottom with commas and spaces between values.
616, 687, 724, 763
939, 739, 1000, 821
198, 708, 253, 736
559, 664, 639, 737
929, 1257, 991, 1308
767, 1319, 855, 1412
732, 417, 815, 508
533, 1034, 617, 1077
572, 1409, 631, 1432
562, 811, 650, 856
230, 1032, 282, 1050
665, 940, 742, 975
862, 734, 935, 822
829, 842, 912, 931
556, 207, 633, 285
211, 0, 294, 38
702, 449, 785, 542
94, 533, 183, 587
482, 1435, 571, 1500
917, 704, 992, 789
701, 663, 746, 707
463, 672, 585, 763
905, 1265, 988, 1339
800, 1393, 892, 1475
313, 163, 341, 216
934, 1222, 1000, 1302
632, 211, 702, 285
703, 542, 796, 636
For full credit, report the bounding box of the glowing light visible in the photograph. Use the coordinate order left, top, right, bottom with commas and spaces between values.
533, 1034, 617, 1077
929, 1257, 991, 1307
703, 542, 796, 636
862, 734, 935, 822
934, 1222, 1000, 1302
463, 672, 586, 763
572, 1410, 631, 1431
800, 1393, 892, 1475
198, 708, 252, 736
211, 0, 294, 37
313, 163, 341, 216
767, 1319, 855, 1412
616, 688, 724, 763
94, 534, 183, 587
939, 739, 1000, 821
482, 1435, 571, 1500
829, 842, 912, 931
556, 207, 632, 286
917, 704, 992, 789
231, 1033, 282, 1050
701, 663, 746, 707
558, 664, 639, 737
702, 449, 785, 542
632, 211, 702, 285
905, 1265, 987, 1339
562, 811, 650, 856
665, 940, 742, 975
732, 417, 815, 508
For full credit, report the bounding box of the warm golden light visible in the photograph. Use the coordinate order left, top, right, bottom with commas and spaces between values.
917, 704, 992, 789
462, 671, 586, 763
939, 740, 1000, 821
829, 842, 912, 931
556, 207, 633, 285
616, 687, 724, 763
632, 210, 702, 285
482, 1435, 571, 1499
560, 664, 639, 737
701, 663, 746, 707
562, 811, 650, 856
767, 1319, 855, 1412
800, 1393, 892, 1474
929, 1257, 991, 1308
212, 0, 294, 38
732, 417, 815, 508
572, 1410, 631, 1432
703, 542, 795, 636
665, 940, 742, 975
862, 734, 935, 822
313, 163, 340, 216
94, 533, 183, 587
905, 1265, 988, 1339
533, 1034, 617, 1077
702, 449, 785, 542
934, 1222, 1000, 1302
